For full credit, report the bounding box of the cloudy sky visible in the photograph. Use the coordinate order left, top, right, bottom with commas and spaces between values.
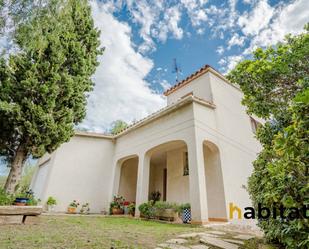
77, 0, 308, 131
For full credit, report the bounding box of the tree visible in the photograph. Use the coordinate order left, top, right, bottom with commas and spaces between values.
0, 0, 102, 193
228, 25, 308, 248
110, 120, 128, 135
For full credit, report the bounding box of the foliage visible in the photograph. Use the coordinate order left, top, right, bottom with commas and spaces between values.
110, 120, 128, 135
46, 196, 57, 206
16, 187, 39, 205
153, 201, 178, 211
149, 190, 161, 203
228, 25, 309, 249
128, 203, 135, 216
0, 0, 102, 192
69, 200, 80, 208
138, 201, 156, 219
177, 203, 191, 214
0, 187, 15, 205
110, 195, 125, 209
80, 203, 90, 214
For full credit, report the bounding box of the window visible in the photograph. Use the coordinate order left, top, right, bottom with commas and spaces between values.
250, 117, 261, 134
183, 152, 189, 176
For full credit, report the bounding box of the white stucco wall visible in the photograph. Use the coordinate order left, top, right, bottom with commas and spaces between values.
118, 157, 138, 202
166, 147, 190, 204
167, 73, 213, 105
149, 162, 165, 199
32, 135, 115, 213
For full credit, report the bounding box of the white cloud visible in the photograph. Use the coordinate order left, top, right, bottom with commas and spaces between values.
227, 33, 245, 49
79, 1, 165, 132
181, 0, 208, 27
238, 0, 274, 36
216, 46, 224, 55
243, 0, 309, 54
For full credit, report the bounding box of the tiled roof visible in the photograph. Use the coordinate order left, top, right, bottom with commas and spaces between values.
75, 95, 215, 139
164, 64, 228, 96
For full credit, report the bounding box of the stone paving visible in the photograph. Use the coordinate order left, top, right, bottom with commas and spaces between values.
155, 230, 256, 249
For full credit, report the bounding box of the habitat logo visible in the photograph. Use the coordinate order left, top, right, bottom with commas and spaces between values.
229, 203, 309, 220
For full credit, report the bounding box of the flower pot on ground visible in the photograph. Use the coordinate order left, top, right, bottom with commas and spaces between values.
46, 196, 57, 212
80, 203, 90, 215
178, 203, 191, 223
154, 202, 178, 221
128, 203, 136, 216
110, 195, 125, 215
111, 207, 124, 215
67, 200, 79, 214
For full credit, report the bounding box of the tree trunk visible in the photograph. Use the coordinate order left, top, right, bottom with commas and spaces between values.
4, 145, 27, 194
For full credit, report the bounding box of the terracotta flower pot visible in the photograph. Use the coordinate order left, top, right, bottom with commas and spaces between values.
67, 207, 77, 214
112, 207, 124, 215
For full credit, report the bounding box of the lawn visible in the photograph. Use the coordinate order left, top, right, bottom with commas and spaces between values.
0, 215, 206, 249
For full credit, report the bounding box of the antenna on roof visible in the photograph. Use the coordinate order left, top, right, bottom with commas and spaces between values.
172, 58, 182, 82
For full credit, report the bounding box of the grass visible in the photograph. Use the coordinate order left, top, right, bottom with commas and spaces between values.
0, 216, 207, 249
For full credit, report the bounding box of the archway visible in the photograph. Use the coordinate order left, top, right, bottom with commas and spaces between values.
203, 141, 227, 221
118, 156, 138, 203
147, 140, 189, 204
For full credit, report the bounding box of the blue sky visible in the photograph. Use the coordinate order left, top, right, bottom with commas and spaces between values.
77, 0, 308, 132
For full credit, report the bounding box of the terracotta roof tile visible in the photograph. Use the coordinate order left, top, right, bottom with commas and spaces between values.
164, 64, 225, 96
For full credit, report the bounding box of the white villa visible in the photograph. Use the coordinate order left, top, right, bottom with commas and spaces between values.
31, 65, 262, 225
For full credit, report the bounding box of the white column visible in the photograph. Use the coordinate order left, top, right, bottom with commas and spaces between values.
187, 136, 209, 224
134, 152, 150, 217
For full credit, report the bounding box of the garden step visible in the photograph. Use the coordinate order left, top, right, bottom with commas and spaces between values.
200, 235, 239, 249
233, 234, 255, 240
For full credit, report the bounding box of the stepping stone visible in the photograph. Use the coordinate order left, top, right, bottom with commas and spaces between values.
198, 233, 219, 238
208, 231, 226, 235
223, 239, 244, 245
160, 244, 190, 249
233, 234, 255, 240
200, 236, 239, 249
178, 233, 203, 239
190, 245, 209, 249
158, 243, 189, 249
166, 238, 188, 244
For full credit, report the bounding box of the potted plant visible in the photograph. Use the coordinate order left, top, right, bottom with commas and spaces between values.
178, 203, 191, 223
46, 196, 57, 212
149, 190, 161, 203
67, 200, 79, 214
80, 203, 90, 215
128, 203, 136, 216
14, 188, 38, 206
154, 201, 178, 221
110, 195, 125, 215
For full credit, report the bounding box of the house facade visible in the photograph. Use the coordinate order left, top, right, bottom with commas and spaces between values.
31, 65, 262, 225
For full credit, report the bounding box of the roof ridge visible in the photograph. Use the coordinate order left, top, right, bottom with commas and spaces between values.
164, 64, 232, 96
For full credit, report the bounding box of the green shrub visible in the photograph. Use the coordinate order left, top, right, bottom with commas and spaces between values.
153, 201, 178, 211
128, 203, 135, 216
0, 188, 15, 205
46, 196, 57, 206
177, 203, 191, 214
138, 201, 155, 219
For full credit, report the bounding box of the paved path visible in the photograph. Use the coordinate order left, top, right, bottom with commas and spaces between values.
155, 230, 255, 249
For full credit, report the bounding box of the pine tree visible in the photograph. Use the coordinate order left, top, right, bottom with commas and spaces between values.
0, 0, 102, 193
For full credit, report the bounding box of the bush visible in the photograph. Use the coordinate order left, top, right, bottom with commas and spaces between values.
128, 203, 135, 216
46, 196, 57, 206
177, 203, 190, 214
153, 201, 178, 211
138, 201, 155, 219
0, 188, 15, 205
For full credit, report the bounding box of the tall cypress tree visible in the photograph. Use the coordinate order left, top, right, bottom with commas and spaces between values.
0, 0, 102, 193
